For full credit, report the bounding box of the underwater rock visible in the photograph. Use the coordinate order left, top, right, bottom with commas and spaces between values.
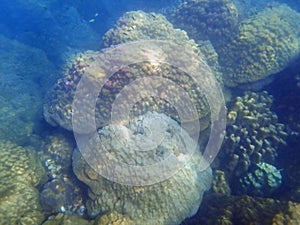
0, 140, 46, 224
218, 91, 287, 181
39, 177, 83, 215
168, 0, 240, 45
236, 162, 282, 197
72, 112, 213, 225
217, 4, 300, 87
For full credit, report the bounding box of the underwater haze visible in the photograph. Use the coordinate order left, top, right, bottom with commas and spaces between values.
0, 0, 300, 224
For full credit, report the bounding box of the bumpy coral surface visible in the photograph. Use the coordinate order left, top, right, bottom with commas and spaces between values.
42, 213, 93, 225
102, 11, 198, 49
44, 44, 220, 133
72, 112, 213, 225
42, 132, 76, 178
272, 202, 300, 225
94, 211, 134, 225
44, 51, 99, 131
103, 11, 224, 84
236, 162, 282, 197
218, 91, 287, 180
0, 140, 46, 224
0, 34, 56, 144
169, 0, 239, 44
198, 194, 285, 225
217, 4, 300, 87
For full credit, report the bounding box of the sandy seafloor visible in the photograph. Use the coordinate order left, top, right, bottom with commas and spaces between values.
0, 0, 300, 224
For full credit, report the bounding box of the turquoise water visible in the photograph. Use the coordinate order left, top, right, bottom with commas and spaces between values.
0, 0, 299, 224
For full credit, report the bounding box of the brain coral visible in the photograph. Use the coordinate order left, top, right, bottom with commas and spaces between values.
217, 4, 300, 87
217, 91, 287, 180
72, 112, 212, 225
0, 140, 46, 224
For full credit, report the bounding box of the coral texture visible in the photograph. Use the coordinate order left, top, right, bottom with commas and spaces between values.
217, 4, 300, 87
218, 91, 287, 180
0, 140, 46, 224
169, 0, 239, 44
72, 112, 212, 225
236, 162, 282, 196
102, 11, 198, 49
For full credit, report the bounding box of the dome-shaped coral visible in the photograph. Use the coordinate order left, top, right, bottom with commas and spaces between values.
72, 112, 213, 225
168, 0, 239, 44
217, 4, 300, 87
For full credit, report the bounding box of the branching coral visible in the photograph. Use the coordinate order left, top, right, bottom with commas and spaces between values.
218, 91, 287, 181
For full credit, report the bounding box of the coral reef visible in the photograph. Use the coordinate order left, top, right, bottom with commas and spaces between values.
44, 41, 220, 133
102, 11, 198, 49
217, 4, 300, 87
196, 194, 285, 225
103, 11, 224, 83
236, 162, 282, 197
39, 177, 83, 215
94, 211, 134, 225
38, 131, 85, 216
42, 132, 76, 178
0, 34, 56, 144
72, 112, 213, 225
211, 170, 231, 196
0, 140, 46, 224
44, 51, 99, 131
168, 0, 240, 44
218, 91, 287, 181
42, 213, 93, 225
272, 202, 300, 225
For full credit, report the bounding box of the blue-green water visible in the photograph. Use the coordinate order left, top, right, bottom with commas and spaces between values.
0, 0, 299, 224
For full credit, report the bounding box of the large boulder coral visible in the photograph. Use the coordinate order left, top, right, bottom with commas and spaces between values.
217, 91, 287, 180
168, 0, 240, 44
102, 11, 198, 49
0, 140, 46, 224
102, 11, 224, 83
72, 112, 213, 225
217, 4, 300, 87
44, 41, 222, 133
